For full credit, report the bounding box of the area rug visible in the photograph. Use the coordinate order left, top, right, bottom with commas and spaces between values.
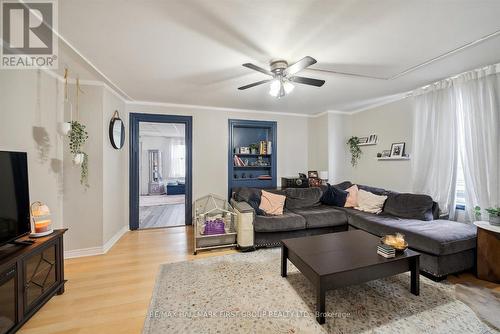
455, 283, 500, 331
144, 249, 498, 334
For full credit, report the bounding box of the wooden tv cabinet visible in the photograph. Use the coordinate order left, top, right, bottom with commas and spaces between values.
0, 229, 67, 334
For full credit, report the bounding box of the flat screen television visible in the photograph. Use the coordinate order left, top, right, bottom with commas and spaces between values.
0, 151, 31, 246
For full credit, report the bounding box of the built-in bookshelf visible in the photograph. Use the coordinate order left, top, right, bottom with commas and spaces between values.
228, 119, 277, 198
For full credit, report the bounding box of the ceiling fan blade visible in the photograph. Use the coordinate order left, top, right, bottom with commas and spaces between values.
289, 76, 325, 87
242, 63, 273, 76
238, 79, 272, 90
284, 56, 317, 76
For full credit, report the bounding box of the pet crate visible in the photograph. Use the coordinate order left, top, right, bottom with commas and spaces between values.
193, 194, 237, 254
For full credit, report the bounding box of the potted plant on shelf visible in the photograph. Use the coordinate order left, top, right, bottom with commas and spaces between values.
249, 143, 259, 155
347, 136, 362, 167
68, 121, 89, 188
474, 206, 500, 226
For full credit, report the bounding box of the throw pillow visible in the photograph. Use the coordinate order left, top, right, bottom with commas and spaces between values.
320, 184, 349, 207
355, 189, 388, 214
259, 190, 286, 216
344, 185, 359, 208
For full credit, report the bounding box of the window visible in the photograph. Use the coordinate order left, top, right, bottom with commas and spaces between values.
455, 157, 466, 210
169, 141, 185, 178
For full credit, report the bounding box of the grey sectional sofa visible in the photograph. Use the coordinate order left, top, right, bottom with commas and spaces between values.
230, 183, 477, 280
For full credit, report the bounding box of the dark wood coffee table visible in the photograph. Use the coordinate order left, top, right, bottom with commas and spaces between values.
281, 229, 420, 324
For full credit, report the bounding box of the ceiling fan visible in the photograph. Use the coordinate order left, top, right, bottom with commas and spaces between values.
238, 56, 325, 98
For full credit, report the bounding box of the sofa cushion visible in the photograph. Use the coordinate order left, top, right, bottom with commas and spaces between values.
357, 184, 391, 196
384, 193, 434, 221
334, 181, 353, 190
232, 187, 266, 215
285, 187, 322, 209
253, 211, 306, 232
340, 208, 477, 255
355, 189, 387, 214
290, 205, 348, 229
320, 184, 348, 207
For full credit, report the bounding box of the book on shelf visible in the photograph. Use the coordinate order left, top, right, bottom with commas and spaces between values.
258, 141, 272, 155
233, 155, 245, 167
257, 175, 272, 180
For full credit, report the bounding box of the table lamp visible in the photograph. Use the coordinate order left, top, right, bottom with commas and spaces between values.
318, 171, 329, 185
30, 201, 53, 237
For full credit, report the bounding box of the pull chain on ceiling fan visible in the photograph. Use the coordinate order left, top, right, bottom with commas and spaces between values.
238, 56, 325, 98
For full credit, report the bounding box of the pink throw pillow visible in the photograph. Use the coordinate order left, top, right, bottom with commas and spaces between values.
259, 190, 286, 215
344, 185, 359, 208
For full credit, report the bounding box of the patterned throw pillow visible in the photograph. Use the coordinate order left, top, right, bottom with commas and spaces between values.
259, 190, 286, 215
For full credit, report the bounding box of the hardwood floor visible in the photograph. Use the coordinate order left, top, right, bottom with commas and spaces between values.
19, 226, 236, 334
139, 203, 185, 228
19, 227, 498, 333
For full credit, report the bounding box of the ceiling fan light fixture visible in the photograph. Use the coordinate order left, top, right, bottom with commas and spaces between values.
269, 79, 281, 97
283, 81, 294, 95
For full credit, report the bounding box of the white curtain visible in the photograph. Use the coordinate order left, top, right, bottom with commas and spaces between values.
456, 66, 500, 220
412, 64, 500, 220
168, 138, 185, 178
411, 80, 459, 217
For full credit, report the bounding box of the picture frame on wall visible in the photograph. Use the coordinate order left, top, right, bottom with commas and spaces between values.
368, 134, 378, 144
390, 142, 405, 158
308, 170, 318, 178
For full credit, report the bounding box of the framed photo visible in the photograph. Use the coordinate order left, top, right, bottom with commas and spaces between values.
240, 147, 249, 154
368, 134, 378, 144
308, 170, 318, 178
390, 142, 405, 158
381, 150, 391, 157
358, 137, 368, 144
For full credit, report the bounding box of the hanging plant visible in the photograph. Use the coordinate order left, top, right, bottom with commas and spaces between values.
347, 136, 362, 167
68, 121, 89, 187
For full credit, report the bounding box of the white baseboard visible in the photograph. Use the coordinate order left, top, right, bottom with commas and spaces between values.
64, 225, 129, 259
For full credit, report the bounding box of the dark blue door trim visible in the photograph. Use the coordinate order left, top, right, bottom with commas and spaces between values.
129, 113, 193, 230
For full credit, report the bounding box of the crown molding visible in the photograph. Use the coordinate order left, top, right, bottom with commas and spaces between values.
127, 100, 315, 118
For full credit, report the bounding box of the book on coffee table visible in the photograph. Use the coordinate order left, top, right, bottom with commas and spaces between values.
377, 244, 396, 258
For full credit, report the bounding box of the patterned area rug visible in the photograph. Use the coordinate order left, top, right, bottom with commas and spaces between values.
144, 249, 498, 334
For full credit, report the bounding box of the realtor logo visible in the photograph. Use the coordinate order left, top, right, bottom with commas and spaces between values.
1, 0, 58, 69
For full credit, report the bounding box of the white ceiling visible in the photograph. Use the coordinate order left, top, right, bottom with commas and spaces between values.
59, 0, 500, 114
139, 122, 185, 138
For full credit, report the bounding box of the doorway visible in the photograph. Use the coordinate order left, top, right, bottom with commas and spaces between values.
129, 114, 192, 230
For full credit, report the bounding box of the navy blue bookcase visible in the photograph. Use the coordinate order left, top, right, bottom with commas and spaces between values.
228, 119, 277, 198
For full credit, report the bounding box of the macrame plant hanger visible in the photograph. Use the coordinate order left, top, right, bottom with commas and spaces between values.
64, 68, 73, 124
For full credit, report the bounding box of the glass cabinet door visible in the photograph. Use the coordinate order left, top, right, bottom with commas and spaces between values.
24, 244, 57, 310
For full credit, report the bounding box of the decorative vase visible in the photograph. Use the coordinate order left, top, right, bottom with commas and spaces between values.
58, 122, 71, 135
250, 148, 258, 154
73, 153, 84, 165
489, 215, 500, 226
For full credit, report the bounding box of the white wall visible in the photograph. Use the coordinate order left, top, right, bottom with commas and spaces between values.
127, 103, 311, 201
63, 84, 104, 250
102, 89, 128, 244
0, 70, 64, 230
348, 98, 414, 192
0, 39, 129, 254
307, 113, 329, 172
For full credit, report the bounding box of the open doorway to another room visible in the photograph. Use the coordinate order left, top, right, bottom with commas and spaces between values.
139, 122, 186, 228
129, 114, 192, 230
